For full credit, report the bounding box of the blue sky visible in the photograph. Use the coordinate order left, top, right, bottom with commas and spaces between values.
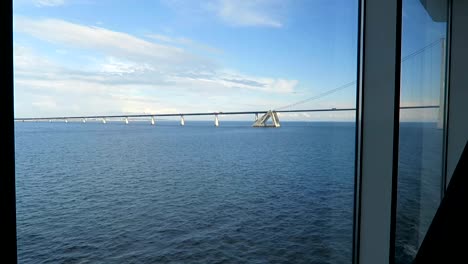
13, 0, 446, 121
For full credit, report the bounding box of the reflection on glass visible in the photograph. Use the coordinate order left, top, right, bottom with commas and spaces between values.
396, 0, 448, 263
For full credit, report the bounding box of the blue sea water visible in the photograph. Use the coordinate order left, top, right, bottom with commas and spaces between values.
15, 121, 355, 263
14, 121, 441, 263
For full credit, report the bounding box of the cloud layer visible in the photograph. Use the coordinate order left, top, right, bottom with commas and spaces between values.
216, 0, 284, 28
14, 17, 298, 117
162, 0, 286, 28
33, 0, 65, 7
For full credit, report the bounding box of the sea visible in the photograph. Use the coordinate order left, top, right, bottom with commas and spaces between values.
14, 121, 442, 263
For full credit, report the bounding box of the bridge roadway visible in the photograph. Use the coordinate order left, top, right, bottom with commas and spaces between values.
14, 105, 438, 121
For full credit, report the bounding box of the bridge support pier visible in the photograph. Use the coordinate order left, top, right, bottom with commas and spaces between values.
214, 114, 219, 127
151, 116, 155, 125
180, 115, 185, 126
252, 110, 280, 128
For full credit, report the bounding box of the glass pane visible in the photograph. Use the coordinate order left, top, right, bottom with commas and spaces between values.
14, 1, 358, 263
396, 0, 448, 263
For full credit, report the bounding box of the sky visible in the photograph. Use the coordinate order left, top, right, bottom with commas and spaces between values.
13, 0, 446, 121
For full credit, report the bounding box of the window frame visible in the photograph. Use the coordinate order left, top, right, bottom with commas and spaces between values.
353, 0, 402, 263
1, 0, 17, 263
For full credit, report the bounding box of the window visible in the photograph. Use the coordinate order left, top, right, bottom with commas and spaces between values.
395, 0, 449, 263
13, 1, 359, 263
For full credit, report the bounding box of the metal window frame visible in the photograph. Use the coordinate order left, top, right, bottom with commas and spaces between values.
354, 1, 467, 263
441, 0, 452, 200
353, 0, 402, 263
1, 0, 17, 263
445, 0, 468, 190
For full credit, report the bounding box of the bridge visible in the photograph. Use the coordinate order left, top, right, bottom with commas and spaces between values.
14, 107, 357, 127
14, 106, 438, 128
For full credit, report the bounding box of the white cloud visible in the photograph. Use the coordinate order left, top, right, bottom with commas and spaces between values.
166, 71, 298, 94
99, 57, 155, 75
216, 0, 284, 28
31, 96, 58, 110
147, 33, 222, 54
269, 79, 297, 93
147, 34, 185, 44
33, 0, 65, 7
14, 16, 209, 71
14, 45, 55, 70
161, 0, 286, 28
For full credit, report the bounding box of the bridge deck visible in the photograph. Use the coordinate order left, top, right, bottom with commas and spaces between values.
14, 105, 439, 121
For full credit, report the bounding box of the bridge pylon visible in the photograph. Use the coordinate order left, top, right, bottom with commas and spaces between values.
214, 114, 219, 127
180, 115, 185, 126
252, 110, 280, 128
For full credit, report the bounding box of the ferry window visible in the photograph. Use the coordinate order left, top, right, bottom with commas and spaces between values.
395, 0, 449, 263
14, 1, 358, 263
